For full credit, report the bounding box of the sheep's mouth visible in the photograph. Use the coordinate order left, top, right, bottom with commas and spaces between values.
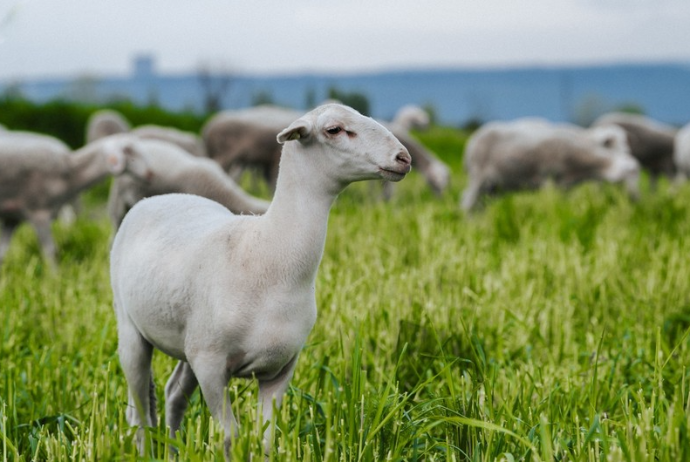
378, 166, 410, 182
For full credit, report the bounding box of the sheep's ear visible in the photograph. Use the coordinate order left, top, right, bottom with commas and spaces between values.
277, 119, 313, 144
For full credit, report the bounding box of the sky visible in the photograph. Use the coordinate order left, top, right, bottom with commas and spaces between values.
0, 0, 689, 82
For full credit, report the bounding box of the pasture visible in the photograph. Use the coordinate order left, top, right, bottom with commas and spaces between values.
2, 126, 690, 461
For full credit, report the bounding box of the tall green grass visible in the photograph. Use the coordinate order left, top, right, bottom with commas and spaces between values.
2, 128, 690, 460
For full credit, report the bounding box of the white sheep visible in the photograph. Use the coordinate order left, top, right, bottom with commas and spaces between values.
107, 138, 270, 230
0, 132, 150, 268
0, 129, 83, 223
86, 109, 206, 156
110, 104, 411, 458
461, 119, 640, 211
203, 104, 450, 196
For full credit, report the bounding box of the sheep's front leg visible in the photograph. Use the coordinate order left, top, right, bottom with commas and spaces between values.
27, 210, 57, 269
258, 355, 298, 456
191, 357, 238, 460
460, 177, 484, 212
0, 222, 18, 268
165, 361, 198, 438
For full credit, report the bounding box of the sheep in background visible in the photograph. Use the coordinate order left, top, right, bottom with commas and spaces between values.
110, 104, 411, 458
1, 129, 87, 223
203, 104, 451, 196
86, 109, 206, 156
461, 119, 640, 211
130, 125, 206, 157
203, 111, 286, 189
108, 138, 269, 230
392, 104, 431, 131
593, 112, 678, 180
0, 133, 151, 268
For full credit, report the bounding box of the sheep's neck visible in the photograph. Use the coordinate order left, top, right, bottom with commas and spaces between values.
66, 143, 110, 197
262, 145, 341, 283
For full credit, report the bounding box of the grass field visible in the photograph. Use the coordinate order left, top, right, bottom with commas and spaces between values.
2, 127, 690, 461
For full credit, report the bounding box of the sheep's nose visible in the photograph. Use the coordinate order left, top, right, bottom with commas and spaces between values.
395, 150, 411, 167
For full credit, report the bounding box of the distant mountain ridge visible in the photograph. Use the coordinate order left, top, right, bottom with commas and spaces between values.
3, 62, 690, 126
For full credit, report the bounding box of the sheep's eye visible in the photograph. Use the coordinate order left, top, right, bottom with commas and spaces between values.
326, 126, 342, 135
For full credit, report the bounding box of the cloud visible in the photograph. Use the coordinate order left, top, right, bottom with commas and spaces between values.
0, 0, 688, 81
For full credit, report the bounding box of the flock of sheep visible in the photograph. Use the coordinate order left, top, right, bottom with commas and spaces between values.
462, 112, 688, 211
1, 101, 688, 458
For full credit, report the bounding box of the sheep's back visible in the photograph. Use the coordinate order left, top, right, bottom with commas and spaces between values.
0, 137, 71, 205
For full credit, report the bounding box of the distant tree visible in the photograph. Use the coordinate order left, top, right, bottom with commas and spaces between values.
461, 117, 484, 132
197, 61, 233, 115
0, 80, 24, 100
251, 90, 274, 106
615, 103, 645, 115
327, 87, 370, 115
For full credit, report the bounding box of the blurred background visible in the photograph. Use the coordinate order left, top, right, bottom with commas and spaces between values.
1, 0, 689, 128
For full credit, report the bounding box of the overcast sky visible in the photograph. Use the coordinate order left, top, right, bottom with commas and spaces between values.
0, 0, 689, 81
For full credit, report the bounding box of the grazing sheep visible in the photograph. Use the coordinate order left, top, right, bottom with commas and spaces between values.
461, 119, 640, 211
392, 104, 431, 131
0, 133, 150, 268
107, 138, 269, 230
0, 128, 71, 151
110, 104, 411, 458
203, 104, 450, 196
0, 129, 83, 222
673, 123, 690, 181
86, 109, 205, 156
202, 110, 287, 189
593, 112, 678, 179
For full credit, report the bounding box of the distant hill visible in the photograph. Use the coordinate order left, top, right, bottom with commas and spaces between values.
3, 62, 690, 127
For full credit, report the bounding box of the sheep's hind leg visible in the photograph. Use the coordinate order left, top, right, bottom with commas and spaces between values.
165, 361, 198, 440
258, 355, 298, 456
27, 210, 57, 269
117, 318, 157, 455
190, 356, 238, 460
0, 222, 18, 268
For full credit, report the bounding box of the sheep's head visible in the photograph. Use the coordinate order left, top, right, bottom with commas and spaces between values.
588, 125, 640, 197
426, 160, 451, 195
102, 134, 153, 181
394, 105, 431, 131
277, 104, 412, 184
